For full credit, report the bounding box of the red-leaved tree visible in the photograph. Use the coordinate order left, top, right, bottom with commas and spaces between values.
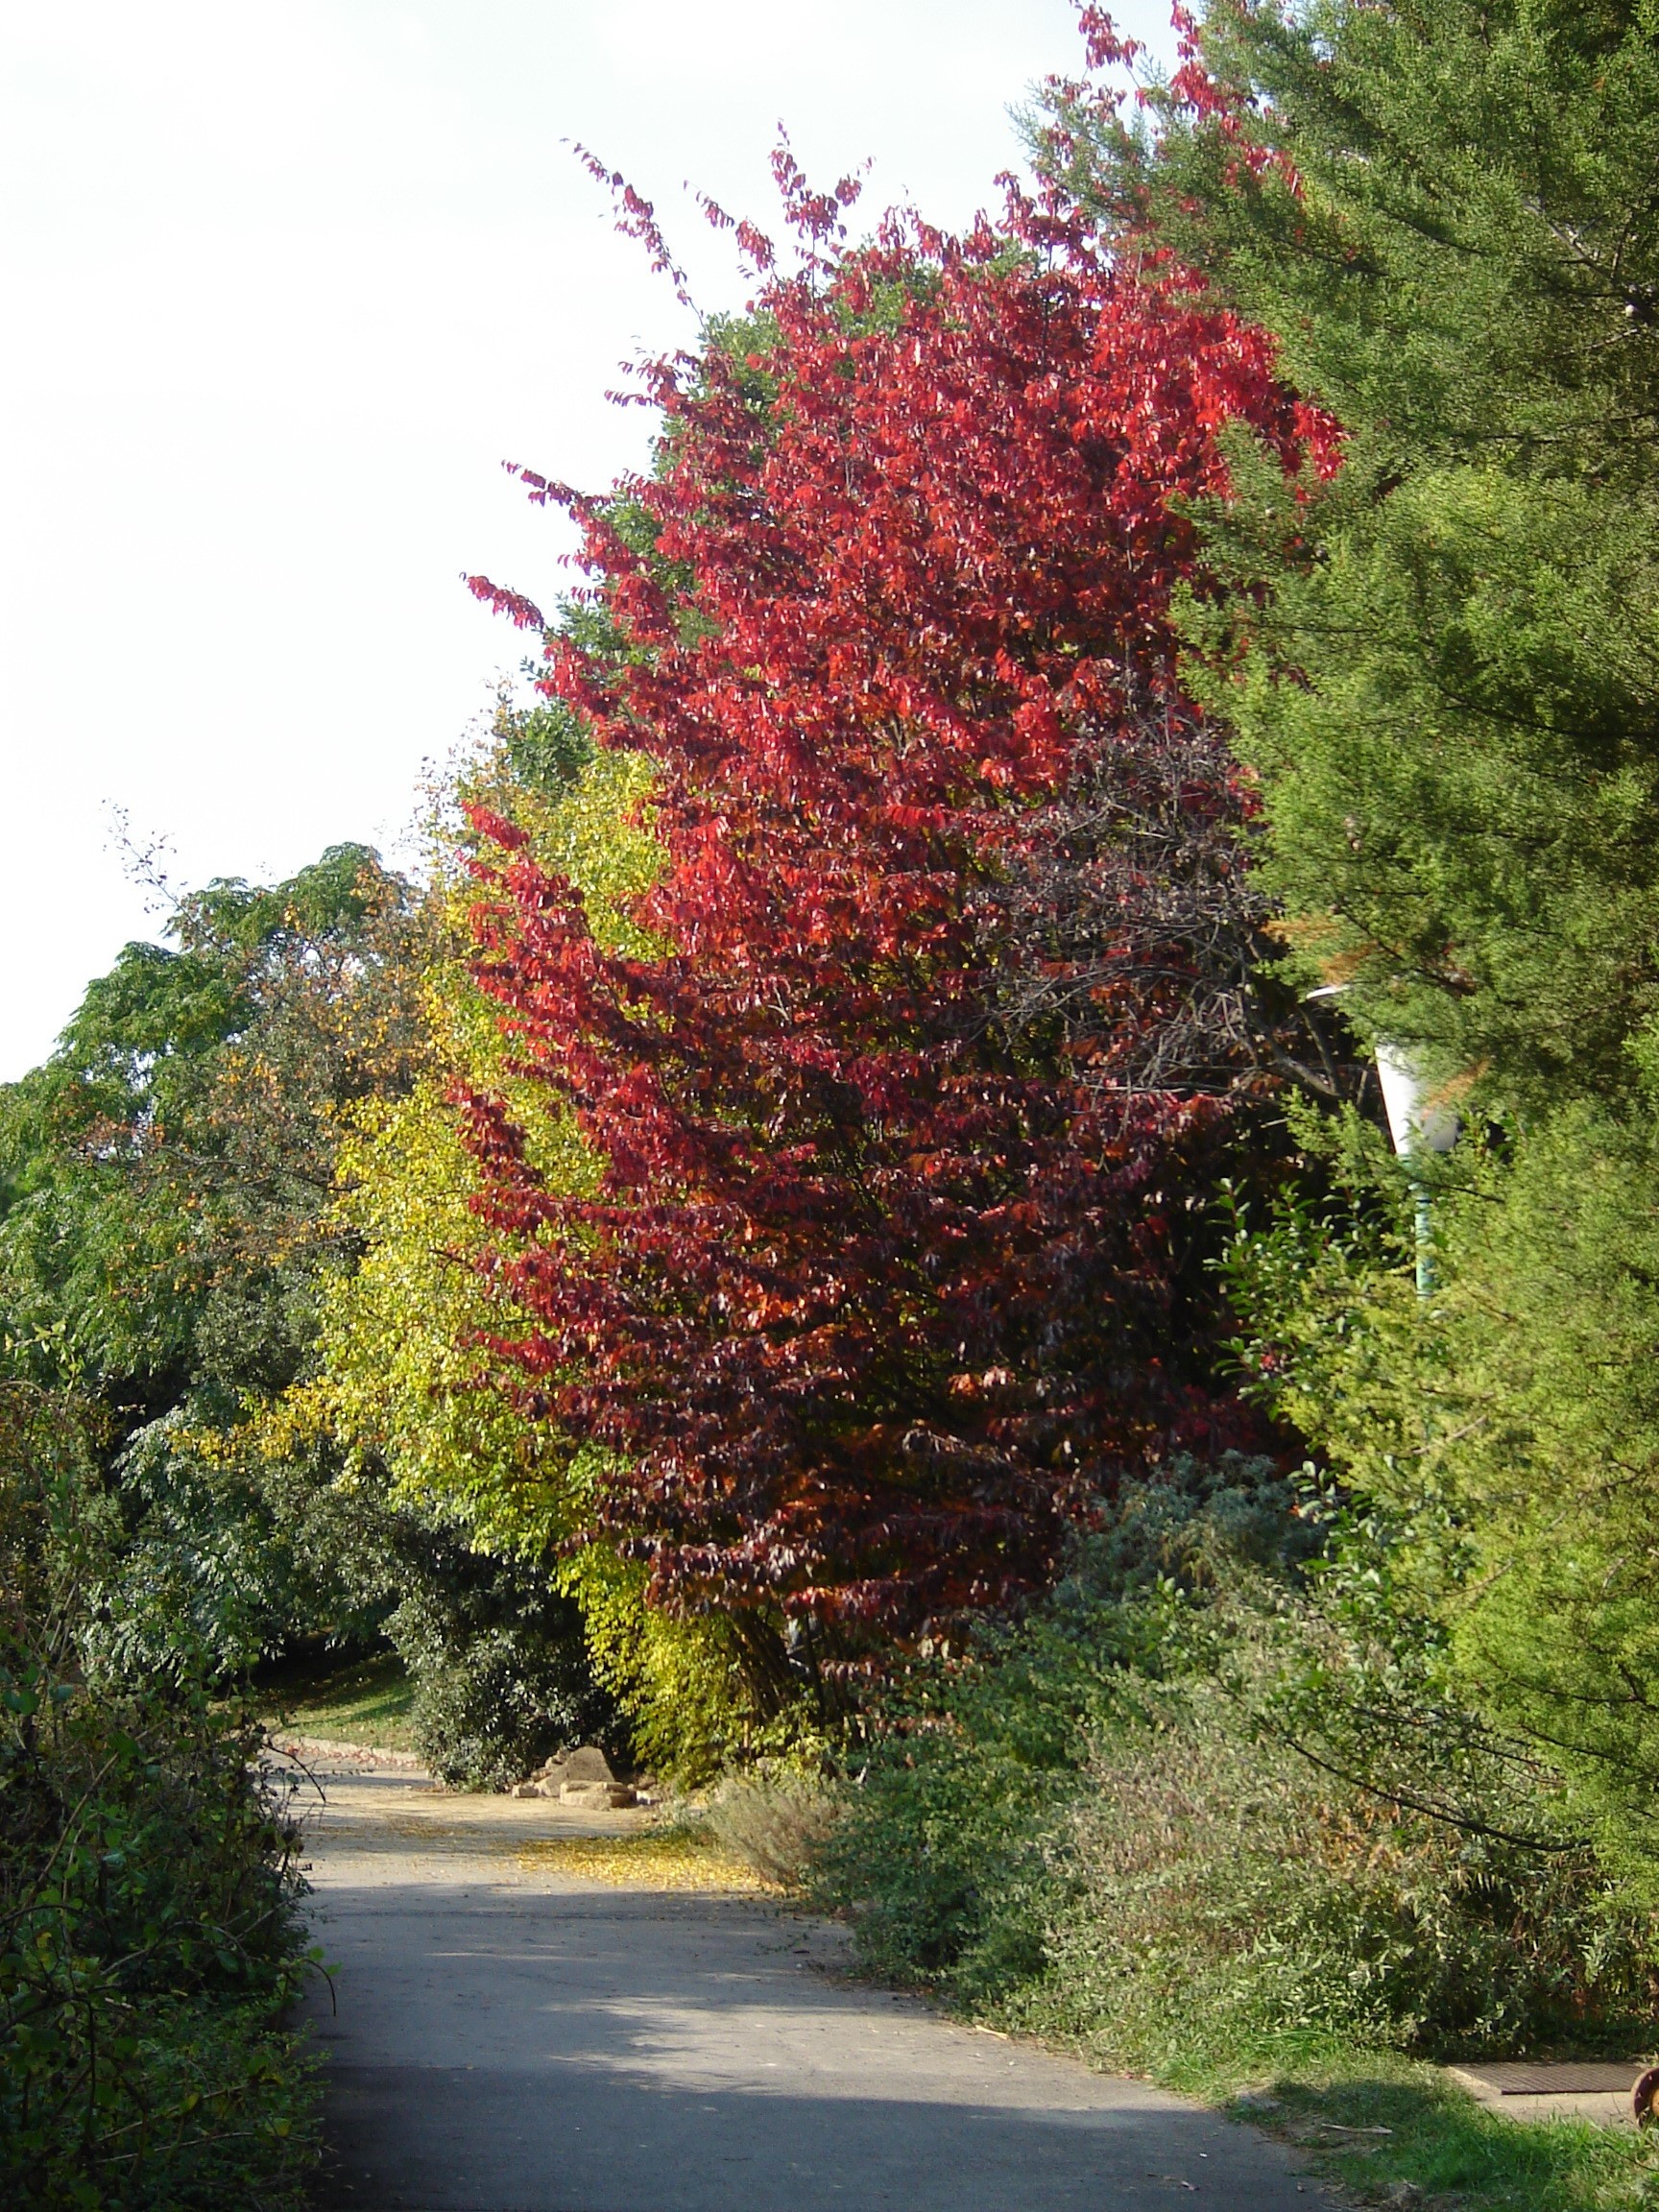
456, 156, 1336, 1659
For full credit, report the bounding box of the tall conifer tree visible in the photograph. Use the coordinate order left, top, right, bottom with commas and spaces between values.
1046, 0, 1659, 1102
1046, 3, 1659, 1861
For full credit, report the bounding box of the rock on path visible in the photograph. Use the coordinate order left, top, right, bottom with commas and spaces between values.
292, 1762, 1322, 2212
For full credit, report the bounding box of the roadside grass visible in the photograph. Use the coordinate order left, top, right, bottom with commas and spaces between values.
1243, 2061, 1658, 2210
1221, 2056, 1659, 2211
999, 2011, 1659, 2211
262, 1648, 417, 1752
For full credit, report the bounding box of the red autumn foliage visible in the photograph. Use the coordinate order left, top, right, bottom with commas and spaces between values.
456, 158, 1335, 1650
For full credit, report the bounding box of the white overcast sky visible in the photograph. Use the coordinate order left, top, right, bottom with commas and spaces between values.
1, 0, 1175, 1081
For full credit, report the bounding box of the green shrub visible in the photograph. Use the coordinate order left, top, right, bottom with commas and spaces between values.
1229, 1097, 1659, 1891
1032, 1641, 1656, 2073
815, 1457, 1300, 2006
385, 1530, 617, 1788
0, 1385, 321, 2209
816, 1460, 1659, 2067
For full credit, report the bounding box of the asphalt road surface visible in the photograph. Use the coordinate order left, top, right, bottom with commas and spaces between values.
292, 1761, 1321, 2212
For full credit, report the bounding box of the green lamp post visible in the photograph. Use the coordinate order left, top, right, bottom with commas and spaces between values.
1373, 1043, 1460, 1295
1305, 986, 1460, 1294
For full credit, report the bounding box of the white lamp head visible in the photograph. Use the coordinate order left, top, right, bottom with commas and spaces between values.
1374, 1042, 1459, 1157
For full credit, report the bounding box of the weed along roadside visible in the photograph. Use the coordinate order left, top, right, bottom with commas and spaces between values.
797, 1472, 1659, 2212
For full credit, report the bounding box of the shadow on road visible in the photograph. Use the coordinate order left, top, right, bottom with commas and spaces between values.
296, 1769, 1319, 2212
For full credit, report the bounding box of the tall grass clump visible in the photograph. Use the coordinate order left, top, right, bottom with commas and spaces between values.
706, 1767, 835, 1889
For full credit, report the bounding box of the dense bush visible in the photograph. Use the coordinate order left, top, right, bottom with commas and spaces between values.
1227, 1094, 1659, 1891
816, 1460, 1658, 2073
384, 1527, 618, 1789
0, 1386, 320, 2209
1036, 1644, 1656, 2073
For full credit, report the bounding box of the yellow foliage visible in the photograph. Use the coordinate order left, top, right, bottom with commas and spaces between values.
282, 733, 765, 1779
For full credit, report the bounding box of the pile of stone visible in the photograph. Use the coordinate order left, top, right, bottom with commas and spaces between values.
514, 1743, 637, 1808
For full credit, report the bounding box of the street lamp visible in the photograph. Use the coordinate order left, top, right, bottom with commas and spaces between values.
1307, 988, 1459, 1294
1373, 1043, 1459, 1295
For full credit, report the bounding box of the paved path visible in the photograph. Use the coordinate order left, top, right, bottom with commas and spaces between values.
293, 1761, 1321, 2212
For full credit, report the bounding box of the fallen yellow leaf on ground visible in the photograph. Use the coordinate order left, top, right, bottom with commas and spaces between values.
517, 1832, 776, 1892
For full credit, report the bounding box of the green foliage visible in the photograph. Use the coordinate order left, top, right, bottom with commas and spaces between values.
0, 845, 425, 1392
1017, 0, 1659, 2032
1229, 1094, 1659, 1887
818, 1460, 1302, 2003
0, 843, 431, 1673
816, 1460, 1656, 2069
497, 698, 594, 801
1030, 1642, 1651, 2071
558, 1541, 822, 1788
0, 1385, 319, 2209
1043, 0, 1659, 1111
0, 821, 614, 1797
383, 1530, 617, 1790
